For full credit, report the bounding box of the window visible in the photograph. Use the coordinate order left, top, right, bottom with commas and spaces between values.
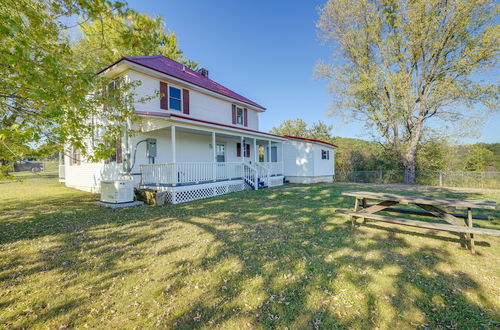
236, 143, 250, 157
104, 139, 123, 164
271, 147, 278, 162
258, 145, 265, 162
321, 150, 330, 160
236, 107, 244, 124
70, 146, 81, 166
216, 144, 225, 162
169, 86, 182, 110
265, 146, 278, 162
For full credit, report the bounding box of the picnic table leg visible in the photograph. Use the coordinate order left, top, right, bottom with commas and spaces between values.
351, 198, 360, 228
361, 198, 367, 223
467, 207, 475, 254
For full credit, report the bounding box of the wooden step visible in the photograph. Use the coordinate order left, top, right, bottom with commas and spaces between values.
335, 209, 500, 237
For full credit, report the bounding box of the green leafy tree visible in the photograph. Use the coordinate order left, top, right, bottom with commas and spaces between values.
0, 0, 193, 178
465, 144, 495, 171
316, 0, 499, 184
270, 119, 335, 141
416, 141, 447, 172
73, 12, 197, 73
309, 121, 335, 141
269, 119, 309, 137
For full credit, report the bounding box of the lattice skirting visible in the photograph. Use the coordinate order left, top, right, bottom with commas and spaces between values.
154, 180, 248, 204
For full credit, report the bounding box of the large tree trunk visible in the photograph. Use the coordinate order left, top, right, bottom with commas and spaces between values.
403, 155, 416, 184
402, 135, 420, 184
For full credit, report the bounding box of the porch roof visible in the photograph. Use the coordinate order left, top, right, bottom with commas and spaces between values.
136, 111, 287, 141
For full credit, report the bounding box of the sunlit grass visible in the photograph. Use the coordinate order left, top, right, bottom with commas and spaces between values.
0, 178, 499, 328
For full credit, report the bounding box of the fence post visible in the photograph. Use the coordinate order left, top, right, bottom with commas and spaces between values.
379, 170, 383, 183
439, 171, 443, 187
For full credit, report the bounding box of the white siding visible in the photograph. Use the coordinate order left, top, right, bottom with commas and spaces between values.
283, 140, 314, 177
63, 161, 124, 193
282, 139, 335, 183
127, 70, 260, 130
313, 145, 335, 177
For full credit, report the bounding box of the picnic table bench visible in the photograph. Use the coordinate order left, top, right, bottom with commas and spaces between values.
336, 191, 500, 253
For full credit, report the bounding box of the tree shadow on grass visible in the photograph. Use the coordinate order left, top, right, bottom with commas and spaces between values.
155, 187, 499, 328
0, 183, 499, 328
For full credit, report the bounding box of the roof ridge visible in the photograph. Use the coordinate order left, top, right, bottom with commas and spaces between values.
99, 55, 266, 110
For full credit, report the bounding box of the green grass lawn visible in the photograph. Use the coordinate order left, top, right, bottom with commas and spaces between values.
1, 176, 499, 329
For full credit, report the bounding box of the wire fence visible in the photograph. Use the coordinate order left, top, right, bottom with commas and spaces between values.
334, 170, 500, 189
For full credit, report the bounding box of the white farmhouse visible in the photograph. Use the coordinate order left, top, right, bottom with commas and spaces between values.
60, 55, 336, 204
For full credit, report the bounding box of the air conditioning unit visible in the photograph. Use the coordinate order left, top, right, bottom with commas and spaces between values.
100, 180, 134, 204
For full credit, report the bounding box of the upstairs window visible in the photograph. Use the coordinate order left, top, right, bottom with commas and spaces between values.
169, 86, 182, 110
236, 107, 244, 125
321, 150, 330, 160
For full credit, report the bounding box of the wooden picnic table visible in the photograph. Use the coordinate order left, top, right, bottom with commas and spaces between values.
336, 191, 500, 253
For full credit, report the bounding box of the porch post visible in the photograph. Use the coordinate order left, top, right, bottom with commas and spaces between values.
241, 136, 244, 162
280, 141, 284, 175
171, 126, 176, 163
253, 138, 257, 164
268, 140, 271, 162
171, 125, 177, 186
212, 132, 216, 181
267, 140, 271, 184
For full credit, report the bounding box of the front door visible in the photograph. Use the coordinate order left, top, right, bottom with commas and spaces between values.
216, 143, 225, 162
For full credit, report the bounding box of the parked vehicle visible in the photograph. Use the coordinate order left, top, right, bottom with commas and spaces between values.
14, 160, 45, 173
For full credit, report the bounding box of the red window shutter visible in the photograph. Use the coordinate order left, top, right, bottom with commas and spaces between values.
116, 138, 123, 163
236, 143, 241, 157
246, 144, 250, 157
232, 104, 236, 124
182, 89, 190, 114
243, 108, 248, 127
160, 81, 168, 110
76, 149, 81, 165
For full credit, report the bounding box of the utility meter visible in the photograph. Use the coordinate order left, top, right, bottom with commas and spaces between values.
146, 138, 157, 158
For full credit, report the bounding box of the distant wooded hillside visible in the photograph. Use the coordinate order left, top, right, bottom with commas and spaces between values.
333, 137, 500, 173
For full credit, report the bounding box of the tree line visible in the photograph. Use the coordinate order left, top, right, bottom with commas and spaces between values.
270, 119, 500, 174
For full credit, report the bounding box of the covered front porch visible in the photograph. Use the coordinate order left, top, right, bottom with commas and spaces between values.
133, 120, 285, 202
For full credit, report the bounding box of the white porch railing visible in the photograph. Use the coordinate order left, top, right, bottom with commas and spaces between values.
59, 165, 65, 182
141, 163, 174, 186
254, 162, 269, 179
140, 161, 282, 189
141, 162, 247, 187
242, 163, 258, 189
260, 162, 284, 176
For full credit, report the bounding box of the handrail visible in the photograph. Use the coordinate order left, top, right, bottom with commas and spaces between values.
242, 163, 258, 190
253, 162, 270, 187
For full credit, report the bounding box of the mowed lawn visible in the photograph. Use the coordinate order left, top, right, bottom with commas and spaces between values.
1, 174, 500, 329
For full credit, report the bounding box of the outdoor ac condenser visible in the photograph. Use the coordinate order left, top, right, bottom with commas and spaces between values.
100, 180, 134, 204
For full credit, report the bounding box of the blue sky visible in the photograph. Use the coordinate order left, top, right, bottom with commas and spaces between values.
127, 0, 499, 143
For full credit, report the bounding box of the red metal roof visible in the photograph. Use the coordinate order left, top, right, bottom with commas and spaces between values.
283, 135, 338, 148
99, 55, 266, 110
